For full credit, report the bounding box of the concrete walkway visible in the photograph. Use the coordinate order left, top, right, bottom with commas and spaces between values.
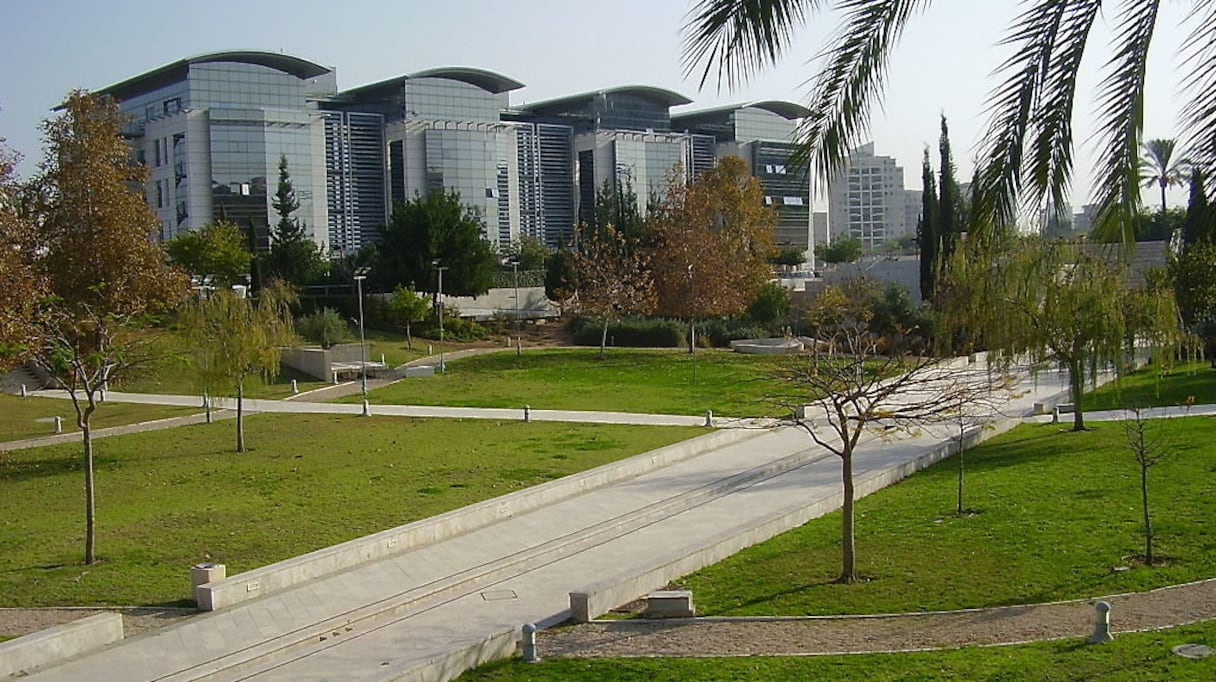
11, 364, 1088, 681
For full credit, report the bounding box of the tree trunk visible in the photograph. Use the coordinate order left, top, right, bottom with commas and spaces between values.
600, 319, 609, 358
956, 434, 966, 515
405, 322, 413, 350
1068, 358, 1086, 431
236, 380, 246, 453
839, 450, 857, 582
83, 422, 96, 565
1160, 179, 1167, 216
1141, 463, 1154, 565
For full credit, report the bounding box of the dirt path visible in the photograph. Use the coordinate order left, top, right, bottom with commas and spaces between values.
539, 579, 1216, 657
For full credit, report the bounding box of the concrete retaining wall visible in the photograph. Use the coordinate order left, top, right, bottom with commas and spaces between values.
396, 627, 516, 682
197, 428, 761, 611
0, 613, 123, 677
570, 415, 1025, 622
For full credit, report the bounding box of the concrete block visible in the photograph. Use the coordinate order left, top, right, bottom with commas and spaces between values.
0, 613, 123, 678
645, 590, 695, 618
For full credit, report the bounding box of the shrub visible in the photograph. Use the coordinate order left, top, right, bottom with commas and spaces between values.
570, 317, 685, 347
297, 308, 352, 348
699, 318, 773, 347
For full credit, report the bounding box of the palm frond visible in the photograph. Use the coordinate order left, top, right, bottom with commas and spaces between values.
972, 0, 1100, 238
1088, 0, 1160, 245
682, 0, 823, 91
1178, 1, 1216, 196
791, 0, 932, 191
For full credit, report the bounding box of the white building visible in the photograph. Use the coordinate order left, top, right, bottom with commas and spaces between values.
828, 143, 912, 250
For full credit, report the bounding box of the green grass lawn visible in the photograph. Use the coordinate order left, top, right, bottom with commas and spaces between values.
1088, 361, 1216, 410
348, 348, 788, 417
0, 395, 198, 443
460, 620, 1216, 681
0, 413, 701, 609
362, 328, 431, 368
676, 418, 1216, 616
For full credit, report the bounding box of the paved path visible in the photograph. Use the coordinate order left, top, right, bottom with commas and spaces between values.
11, 364, 1091, 681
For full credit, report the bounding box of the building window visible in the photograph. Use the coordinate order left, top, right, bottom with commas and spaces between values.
163, 98, 181, 115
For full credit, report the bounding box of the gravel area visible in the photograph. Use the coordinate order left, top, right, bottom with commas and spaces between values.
0, 607, 196, 640
539, 579, 1216, 658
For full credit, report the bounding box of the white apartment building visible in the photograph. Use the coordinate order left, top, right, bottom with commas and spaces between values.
828, 143, 914, 250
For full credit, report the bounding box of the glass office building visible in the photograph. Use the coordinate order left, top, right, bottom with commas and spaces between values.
97, 51, 335, 248
671, 101, 813, 255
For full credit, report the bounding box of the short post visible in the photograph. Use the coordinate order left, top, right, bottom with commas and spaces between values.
291, 379, 299, 394
19, 384, 26, 398
1052, 406, 1060, 424
521, 623, 540, 663
704, 409, 714, 427
523, 405, 531, 423
362, 399, 371, 417
1089, 601, 1114, 643
53, 416, 63, 434
381, 353, 386, 366
332, 371, 339, 385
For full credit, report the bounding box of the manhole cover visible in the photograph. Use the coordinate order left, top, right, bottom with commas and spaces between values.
1172, 643, 1213, 659
480, 590, 518, 602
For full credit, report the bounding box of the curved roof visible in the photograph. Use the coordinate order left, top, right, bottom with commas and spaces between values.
406, 67, 524, 93
671, 100, 811, 122
98, 50, 332, 101
521, 85, 692, 113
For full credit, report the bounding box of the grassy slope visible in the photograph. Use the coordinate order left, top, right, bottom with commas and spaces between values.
679, 418, 1216, 616
461, 620, 1216, 681
349, 348, 788, 417
1088, 361, 1216, 410
0, 413, 701, 607
0, 395, 197, 443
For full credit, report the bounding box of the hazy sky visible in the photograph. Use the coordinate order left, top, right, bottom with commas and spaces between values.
0, 0, 1193, 208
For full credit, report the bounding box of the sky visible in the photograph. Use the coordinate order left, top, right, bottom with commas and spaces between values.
0, 0, 1195, 210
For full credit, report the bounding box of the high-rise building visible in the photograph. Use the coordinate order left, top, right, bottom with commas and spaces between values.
827, 143, 911, 250
97, 51, 337, 250
516, 87, 715, 229
94, 51, 807, 258
671, 101, 812, 256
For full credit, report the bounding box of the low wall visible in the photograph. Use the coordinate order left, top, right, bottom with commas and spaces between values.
197, 428, 761, 611
279, 347, 330, 381
396, 627, 516, 682
0, 613, 123, 677
570, 415, 1024, 622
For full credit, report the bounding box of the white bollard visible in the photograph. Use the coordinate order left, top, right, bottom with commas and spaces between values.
332, 371, 339, 385
1089, 601, 1114, 643
362, 399, 370, 417
704, 410, 714, 427
521, 623, 540, 663
291, 379, 299, 394
523, 405, 531, 423
53, 416, 63, 434
19, 384, 27, 398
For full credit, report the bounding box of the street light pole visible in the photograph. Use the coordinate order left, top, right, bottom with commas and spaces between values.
432, 259, 449, 373
354, 267, 370, 398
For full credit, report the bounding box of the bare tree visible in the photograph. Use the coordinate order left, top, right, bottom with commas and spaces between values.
1122, 406, 1171, 566
772, 281, 1014, 583
572, 224, 656, 357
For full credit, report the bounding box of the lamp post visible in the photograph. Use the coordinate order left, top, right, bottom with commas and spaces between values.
432, 259, 448, 373
503, 256, 521, 356
354, 267, 370, 397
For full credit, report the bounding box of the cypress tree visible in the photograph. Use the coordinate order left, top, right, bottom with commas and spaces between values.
1182, 168, 1213, 248
917, 147, 939, 300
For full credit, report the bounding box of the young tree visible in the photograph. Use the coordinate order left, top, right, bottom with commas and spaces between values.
1122, 406, 1170, 566
1170, 241, 1216, 364
648, 156, 776, 349
388, 285, 430, 350
181, 282, 295, 453
164, 221, 252, 287
260, 155, 322, 287
29, 91, 189, 564
376, 191, 498, 297
572, 224, 657, 356
772, 280, 1013, 583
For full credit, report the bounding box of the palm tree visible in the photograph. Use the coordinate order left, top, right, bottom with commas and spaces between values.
682, 0, 1216, 245
1141, 138, 1187, 214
